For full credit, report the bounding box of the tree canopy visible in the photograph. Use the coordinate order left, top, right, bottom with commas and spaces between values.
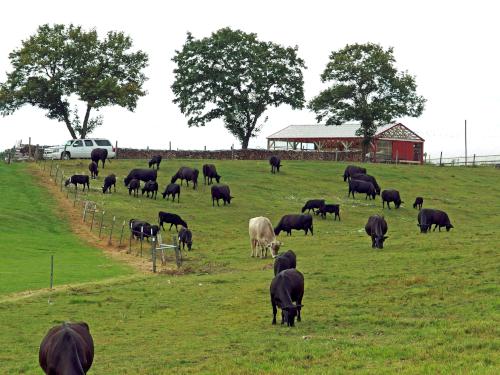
171, 27, 306, 149
0, 24, 148, 139
308, 43, 426, 156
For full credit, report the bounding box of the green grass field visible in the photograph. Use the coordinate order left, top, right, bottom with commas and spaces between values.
0, 159, 498, 374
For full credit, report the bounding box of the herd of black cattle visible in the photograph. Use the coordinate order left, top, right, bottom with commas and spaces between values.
40, 153, 455, 374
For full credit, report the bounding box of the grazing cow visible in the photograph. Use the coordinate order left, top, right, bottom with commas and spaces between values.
148, 155, 162, 169
249, 216, 283, 258
141, 180, 158, 199
343, 165, 366, 181
65, 175, 90, 191
274, 214, 313, 236
269, 156, 282, 174
161, 183, 181, 202
171, 167, 199, 189
202, 164, 221, 185
270, 269, 304, 327
417, 208, 454, 233
124, 169, 157, 186
365, 215, 388, 249
91, 148, 108, 168
129, 219, 159, 240
348, 179, 376, 200
102, 174, 116, 194
301, 199, 325, 214
158, 211, 188, 232
273, 250, 296, 275
317, 204, 340, 220
413, 197, 424, 210
382, 189, 403, 209
39, 322, 94, 375
88, 161, 98, 179
351, 173, 381, 195
211, 184, 233, 206
127, 178, 140, 197
178, 227, 193, 251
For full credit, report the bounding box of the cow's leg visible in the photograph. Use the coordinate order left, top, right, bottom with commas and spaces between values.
272, 300, 277, 325
169, 223, 173, 231
371, 236, 375, 248
388, 202, 391, 209
251, 239, 256, 257
310, 225, 313, 235
297, 297, 303, 322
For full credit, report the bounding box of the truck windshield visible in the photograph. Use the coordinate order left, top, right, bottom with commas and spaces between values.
65, 140, 74, 146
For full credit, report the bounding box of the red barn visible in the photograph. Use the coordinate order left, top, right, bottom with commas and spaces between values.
266, 123, 425, 164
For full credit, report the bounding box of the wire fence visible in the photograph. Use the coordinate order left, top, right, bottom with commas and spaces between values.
426, 153, 500, 167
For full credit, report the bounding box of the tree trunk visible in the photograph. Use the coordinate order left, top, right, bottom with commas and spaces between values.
63, 116, 77, 139
240, 135, 250, 150
81, 103, 92, 139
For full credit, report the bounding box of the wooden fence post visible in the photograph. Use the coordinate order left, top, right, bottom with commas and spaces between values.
50, 255, 54, 290
439, 151, 443, 166
90, 208, 96, 231
473, 154, 476, 167
140, 226, 144, 257
108, 216, 116, 245
83, 202, 88, 222
119, 220, 126, 247
60, 172, 64, 192
99, 211, 105, 238
28, 137, 31, 161
73, 186, 77, 207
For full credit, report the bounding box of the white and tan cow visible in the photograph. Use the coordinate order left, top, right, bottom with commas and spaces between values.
249, 216, 283, 258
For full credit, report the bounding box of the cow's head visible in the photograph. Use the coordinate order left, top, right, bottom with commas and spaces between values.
374, 235, 388, 249
64, 179, 71, 187
269, 240, 283, 258
228, 196, 234, 204
418, 224, 430, 233
446, 224, 454, 232
395, 200, 402, 208
170, 175, 177, 184
124, 176, 130, 186
215, 174, 221, 183
282, 304, 302, 327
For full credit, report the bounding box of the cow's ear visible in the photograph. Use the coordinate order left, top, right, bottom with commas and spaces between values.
296, 304, 304, 308
383, 236, 389, 240
77, 322, 90, 331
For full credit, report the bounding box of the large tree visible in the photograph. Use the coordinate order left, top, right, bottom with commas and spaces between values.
308, 43, 426, 158
171, 27, 306, 149
0, 24, 148, 139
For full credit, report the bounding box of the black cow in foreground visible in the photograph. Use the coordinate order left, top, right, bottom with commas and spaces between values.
124, 169, 157, 186
382, 189, 402, 209
351, 173, 381, 195
91, 148, 108, 168
158, 211, 188, 231
161, 183, 180, 202
129, 219, 159, 240
127, 179, 140, 197
148, 155, 162, 169
102, 174, 116, 194
301, 199, 325, 214
171, 167, 199, 189
39, 322, 94, 375
343, 165, 366, 181
270, 269, 304, 327
273, 250, 297, 276
418, 208, 454, 233
348, 179, 376, 200
178, 227, 193, 251
317, 204, 340, 220
202, 164, 221, 185
274, 214, 313, 236
269, 156, 282, 174
211, 184, 233, 206
142, 180, 158, 199
65, 175, 90, 191
413, 197, 424, 210
88, 161, 98, 179
365, 215, 388, 249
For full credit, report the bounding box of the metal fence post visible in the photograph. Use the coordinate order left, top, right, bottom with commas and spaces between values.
54, 165, 59, 184
50, 255, 54, 290
73, 187, 77, 207
119, 220, 126, 247
90, 208, 96, 231
60, 172, 64, 192
439, 151, 443, 166
173, 235, 181, 268
99, 211, 105, 238
140, 226, 144, 257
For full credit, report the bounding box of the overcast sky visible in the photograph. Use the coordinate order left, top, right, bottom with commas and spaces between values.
1, 0, 499, 157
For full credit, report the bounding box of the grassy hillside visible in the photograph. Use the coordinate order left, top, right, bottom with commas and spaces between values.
0, 159, 498, 374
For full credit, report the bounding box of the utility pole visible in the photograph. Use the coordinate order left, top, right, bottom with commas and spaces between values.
465, 119, 468, 166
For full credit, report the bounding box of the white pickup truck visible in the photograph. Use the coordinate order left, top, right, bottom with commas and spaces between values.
44, 138, 116, 160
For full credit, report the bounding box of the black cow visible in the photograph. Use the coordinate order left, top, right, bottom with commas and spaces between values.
343, 165, 366, 181
39, 322, 94, 375
178, 227, 193, 251
161, 183, 180, 202
351, 173, 380, 195
91, 148, 108, 168
202, 164, 221, 185
317, 204, 340, 220
417, 208, 454, 233
274, 214, 313, 236
211, 184, 233, 206
65, 175, 90, 191
301, 199, 325, 214
348, 179, 376, 200
365, 215, 388, 249
142, 180, 158, 199
413, 197, 424, 210
269, 156, 282, 174
88, 161, 98, 179
171, 167, 199, 189
129, 219, 159, 240
273, 250, 297, 276
382, 189, 402, 209
148, 155, 162, 169
102, 174, 116, 194
124, 169, 157, 186
158, 211, 188, 232
127, 178, 140, 197
270, 269, 304, 327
